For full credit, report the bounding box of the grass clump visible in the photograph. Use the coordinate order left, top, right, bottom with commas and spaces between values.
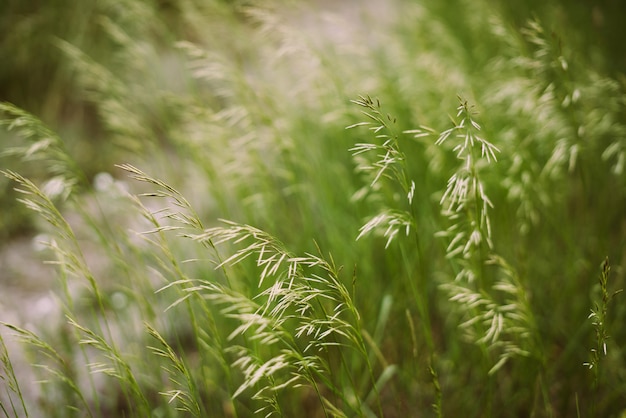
1, 0, 626, 417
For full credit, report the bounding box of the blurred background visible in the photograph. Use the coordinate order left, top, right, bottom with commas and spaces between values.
2, 0, 625, 235
2, 0, 625, 237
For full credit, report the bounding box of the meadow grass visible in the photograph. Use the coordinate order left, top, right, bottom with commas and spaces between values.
1, 0, 625, 416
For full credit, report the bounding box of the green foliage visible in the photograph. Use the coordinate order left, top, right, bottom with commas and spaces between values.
0, 332, 29, 418
1, 0, 626, 417
585, 259, 622, 382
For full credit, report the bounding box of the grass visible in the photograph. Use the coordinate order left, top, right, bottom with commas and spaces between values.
1, 0, 625, 416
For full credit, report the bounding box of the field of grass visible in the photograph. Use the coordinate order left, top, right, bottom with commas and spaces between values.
1, 0, 625, 417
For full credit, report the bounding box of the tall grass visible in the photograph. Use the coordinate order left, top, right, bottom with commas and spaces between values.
1, 0, 625, 416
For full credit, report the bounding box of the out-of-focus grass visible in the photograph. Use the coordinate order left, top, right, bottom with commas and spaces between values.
1, 0, 625, 417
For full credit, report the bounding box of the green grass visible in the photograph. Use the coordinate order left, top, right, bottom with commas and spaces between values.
1, 0, 625, 416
